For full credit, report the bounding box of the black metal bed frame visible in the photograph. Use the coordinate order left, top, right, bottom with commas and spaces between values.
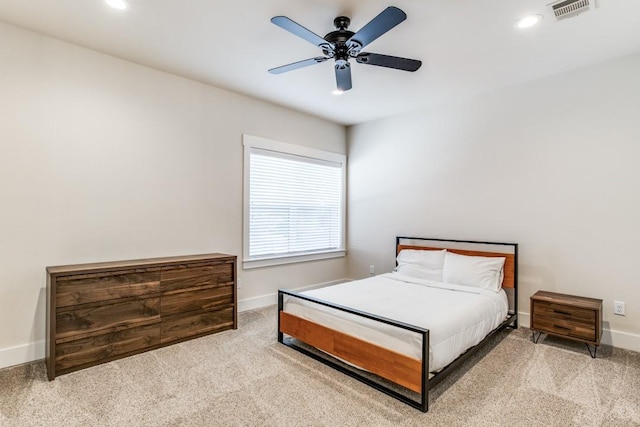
277, 237, 519, 412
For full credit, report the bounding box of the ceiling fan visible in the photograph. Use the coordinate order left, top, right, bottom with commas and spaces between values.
269, 6, 422, 92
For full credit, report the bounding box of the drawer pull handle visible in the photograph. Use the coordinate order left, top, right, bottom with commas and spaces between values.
553, 310, 572, 316
553, 324, 571, 330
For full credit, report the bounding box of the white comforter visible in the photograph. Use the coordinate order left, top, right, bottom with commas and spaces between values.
284, 272, 508, 372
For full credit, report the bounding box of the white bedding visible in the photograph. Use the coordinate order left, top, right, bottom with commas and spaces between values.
283, 272, 508, 372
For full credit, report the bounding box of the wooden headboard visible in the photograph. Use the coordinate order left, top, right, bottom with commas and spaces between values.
396, 239, 517, 290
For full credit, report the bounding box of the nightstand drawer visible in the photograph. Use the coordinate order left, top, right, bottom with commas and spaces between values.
531, 316, 596, 341
532, 300, 595, 325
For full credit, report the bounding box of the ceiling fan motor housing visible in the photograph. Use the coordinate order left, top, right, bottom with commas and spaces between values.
269, 7, 421, 91
325, 18, 355, 58
333, 16, 350, 30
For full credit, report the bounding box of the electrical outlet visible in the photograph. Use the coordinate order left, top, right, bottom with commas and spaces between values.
369, 265, 375, 275
237, 278, 242, 289
613, 301, 625, 316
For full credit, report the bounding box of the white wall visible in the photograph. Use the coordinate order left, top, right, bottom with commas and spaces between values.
0, 22, 347, 368
347, 53, 640, 351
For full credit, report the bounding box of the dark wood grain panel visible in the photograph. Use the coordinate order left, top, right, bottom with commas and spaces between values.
46, 253, 231, 276
161, 285, 233, 316
531, 317, 596, 341
161, 306, 234, 344
531, 290, 602, 310
55, 323, 160, 372
161, 261, 233, 280
161, 263, 233, 293
54, 268, 161, 282
161, 273, 218, 294
56, 297, 160, 341
532, 301, 595, 325
56, 272, 160, 308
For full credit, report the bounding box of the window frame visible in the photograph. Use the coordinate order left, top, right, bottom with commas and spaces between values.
242, 134, 346, 269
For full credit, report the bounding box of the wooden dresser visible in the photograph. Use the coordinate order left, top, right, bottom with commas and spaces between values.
46, 253, 236, 380
530, 290, 602, 357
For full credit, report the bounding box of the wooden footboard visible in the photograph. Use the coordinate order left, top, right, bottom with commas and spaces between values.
280, 311, 423, 392
278, 289, 430, 411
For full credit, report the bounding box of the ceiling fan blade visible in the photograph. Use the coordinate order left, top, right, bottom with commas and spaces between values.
269, 57, 328, 74
348, 7, 406, 50
356, 53, 422, 72
335, 63, 352, 91
271, 16, 329, 47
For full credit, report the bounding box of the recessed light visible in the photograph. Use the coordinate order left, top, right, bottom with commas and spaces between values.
105, 0, 127, 10
332, 89, 344, 96
515, 14, 542, 29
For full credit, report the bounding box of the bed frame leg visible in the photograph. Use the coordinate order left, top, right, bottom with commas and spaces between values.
421, 329, 429, 412
277, 291, 284, 343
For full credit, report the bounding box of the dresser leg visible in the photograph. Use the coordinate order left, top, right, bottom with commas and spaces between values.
531, 330, 543, 344
585, 344, 597, 358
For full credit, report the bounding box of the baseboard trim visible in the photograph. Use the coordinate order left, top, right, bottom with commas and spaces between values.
0, 341, 45, 370
238, 278, 351, 312
518, 312, 640, 353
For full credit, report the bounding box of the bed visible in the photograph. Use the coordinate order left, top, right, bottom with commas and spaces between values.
277, 237, 518, 412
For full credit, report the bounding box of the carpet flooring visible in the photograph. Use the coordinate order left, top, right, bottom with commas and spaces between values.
1, 306, 639, 426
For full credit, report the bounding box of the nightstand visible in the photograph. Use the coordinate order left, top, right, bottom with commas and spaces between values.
530, 290, 603, 358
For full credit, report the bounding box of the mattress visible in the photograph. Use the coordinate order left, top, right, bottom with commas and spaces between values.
283, 272, 508, 372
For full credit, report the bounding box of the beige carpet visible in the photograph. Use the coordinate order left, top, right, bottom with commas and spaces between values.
1, 306, 639, 426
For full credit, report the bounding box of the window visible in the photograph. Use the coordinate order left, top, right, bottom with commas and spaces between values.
243, 135, 346, 269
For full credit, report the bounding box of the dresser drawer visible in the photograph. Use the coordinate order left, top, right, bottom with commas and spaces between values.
161, 285, 233, 316
161, 262, 233, 293
161, 306, 234, 344
56, 297, 160, 341
55, 322, 160, 373
56, 271, 160, 308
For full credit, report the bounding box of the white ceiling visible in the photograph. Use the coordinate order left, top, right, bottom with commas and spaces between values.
1, 0, 639, 125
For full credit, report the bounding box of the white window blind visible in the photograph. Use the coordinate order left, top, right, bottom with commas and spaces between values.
243, 135, 346, 268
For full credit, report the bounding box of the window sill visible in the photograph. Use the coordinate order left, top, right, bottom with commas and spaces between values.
242, 249, 346, 270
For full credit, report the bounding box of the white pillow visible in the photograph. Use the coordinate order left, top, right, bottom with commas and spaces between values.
395, 249, 446, 282
442, 252, 505, 292
395, 264, 442, 281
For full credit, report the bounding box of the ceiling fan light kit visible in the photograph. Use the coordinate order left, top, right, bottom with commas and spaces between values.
269, 6, 422, 92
